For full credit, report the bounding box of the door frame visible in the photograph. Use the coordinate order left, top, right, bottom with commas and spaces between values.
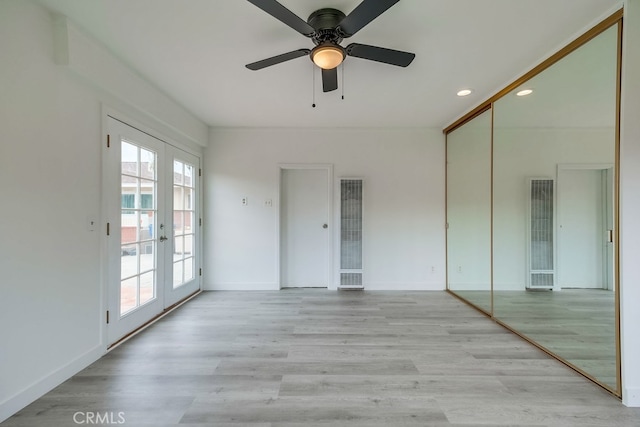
101, 106, 203, 349
276, 164, 334, 290
556, 163, 615, 291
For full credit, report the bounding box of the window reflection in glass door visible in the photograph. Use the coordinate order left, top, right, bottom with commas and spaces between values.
172, 159, 196, 288
120, 141, 158, 314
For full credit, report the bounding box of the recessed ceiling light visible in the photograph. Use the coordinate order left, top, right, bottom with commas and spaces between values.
516, 89, 533, 96
457, 89, 473, 97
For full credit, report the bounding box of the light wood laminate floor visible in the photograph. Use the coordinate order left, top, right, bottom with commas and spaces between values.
4, 290, 640, 426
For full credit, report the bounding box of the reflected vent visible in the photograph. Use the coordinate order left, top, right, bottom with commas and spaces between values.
528, 178, 555, 289
340, 273, 362, 287
531, 273, 554, 288
339, 179, 363, 289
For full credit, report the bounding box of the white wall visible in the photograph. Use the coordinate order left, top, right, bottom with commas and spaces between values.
0, 1, 207, 421
492, 128, 613, 290
620, 0, 640, 408
204, 128, 446, 291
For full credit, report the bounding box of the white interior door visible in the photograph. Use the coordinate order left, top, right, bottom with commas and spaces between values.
281, 168, 329, 288
107, 117, 200, 345
558, 168, 605, 289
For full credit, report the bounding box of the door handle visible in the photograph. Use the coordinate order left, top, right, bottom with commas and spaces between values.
159, 236, 168, 242
322, 224, 328, 229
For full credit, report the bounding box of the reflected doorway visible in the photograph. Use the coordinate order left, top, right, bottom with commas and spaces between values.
557, 166, 614, 291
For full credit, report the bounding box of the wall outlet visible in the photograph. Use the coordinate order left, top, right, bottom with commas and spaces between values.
264, 199, 272, 207
241, 197, 248, 206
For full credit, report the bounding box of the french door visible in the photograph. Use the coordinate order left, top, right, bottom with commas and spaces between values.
106, 117, 200, 345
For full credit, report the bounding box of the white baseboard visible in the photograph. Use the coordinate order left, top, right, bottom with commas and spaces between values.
0, 344, 104, 423
447, 283, 491, 290
204, 282, 279, 291
362, 282, 444, 291
204, 283, 447, 291
623, 387, 640, 407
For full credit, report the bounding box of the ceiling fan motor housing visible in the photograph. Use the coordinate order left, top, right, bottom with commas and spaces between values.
307, 8, 346, 45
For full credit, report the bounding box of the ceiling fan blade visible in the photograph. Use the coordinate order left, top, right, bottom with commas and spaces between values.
246, 49, 310, 70
337, 0, 400, 37
346, 43, 415, 67
246, 0, 315, 37
322, 68, 338, 92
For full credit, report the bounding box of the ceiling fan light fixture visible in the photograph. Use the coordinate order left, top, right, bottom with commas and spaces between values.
311, 44, 345, 69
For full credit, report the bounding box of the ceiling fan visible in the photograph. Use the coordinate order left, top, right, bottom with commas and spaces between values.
245, 0, 416, 92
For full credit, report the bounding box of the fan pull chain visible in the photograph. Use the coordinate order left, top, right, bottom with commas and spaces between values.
312, 63, 316, 108
341, 63, 345, 100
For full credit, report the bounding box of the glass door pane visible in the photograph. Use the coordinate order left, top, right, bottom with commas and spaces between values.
120, 141, 158, 314
172, 160, 195, 288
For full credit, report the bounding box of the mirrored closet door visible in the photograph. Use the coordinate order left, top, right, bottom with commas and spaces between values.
445, 11, 621, 395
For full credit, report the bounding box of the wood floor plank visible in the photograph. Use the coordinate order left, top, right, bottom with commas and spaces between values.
181, 396, 448, 425
278, 374, 510, 398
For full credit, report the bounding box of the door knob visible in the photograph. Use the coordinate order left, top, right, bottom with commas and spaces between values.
322, 224, 328, 229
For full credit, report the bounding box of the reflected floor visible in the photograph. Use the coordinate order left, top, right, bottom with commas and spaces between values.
452, 289, 616, 389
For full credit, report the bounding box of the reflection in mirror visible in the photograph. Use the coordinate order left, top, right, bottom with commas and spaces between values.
492, 24, 618, 391
447, 109, 492, 313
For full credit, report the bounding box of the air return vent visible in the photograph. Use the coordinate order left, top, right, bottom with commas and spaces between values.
339, 179, 363, 289
527, 178, 555, 290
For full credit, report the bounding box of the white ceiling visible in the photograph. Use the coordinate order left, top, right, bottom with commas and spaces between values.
36, 0, 621, 129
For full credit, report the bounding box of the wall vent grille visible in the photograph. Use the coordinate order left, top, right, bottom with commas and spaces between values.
339, 179, 363, 289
